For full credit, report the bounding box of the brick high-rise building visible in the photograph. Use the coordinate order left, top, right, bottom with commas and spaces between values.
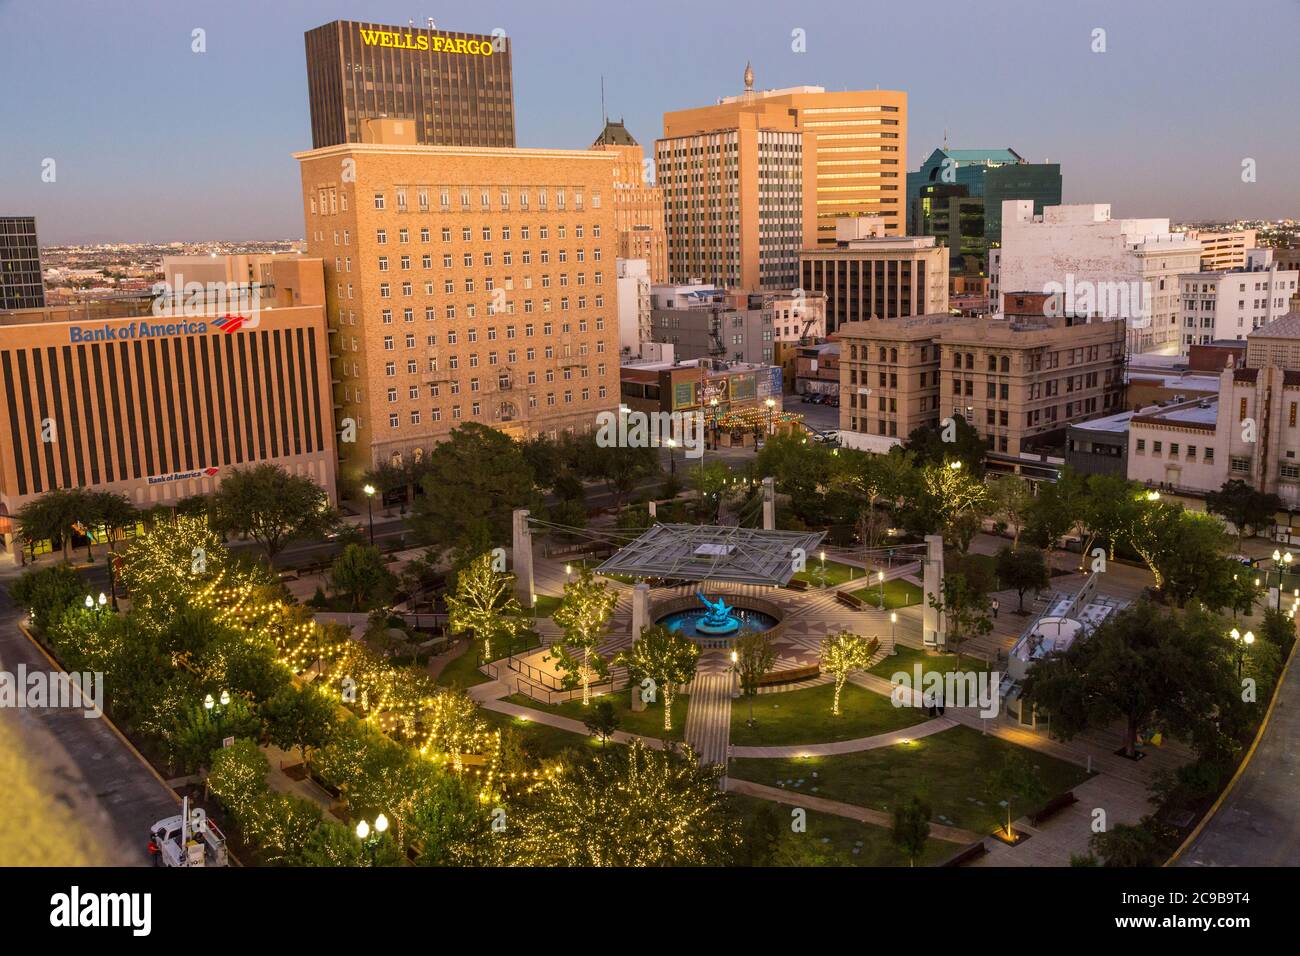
590, 120, 668, 284
294, 120, 621, 484
304, 20, 515, 149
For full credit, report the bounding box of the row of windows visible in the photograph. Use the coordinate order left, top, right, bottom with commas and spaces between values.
383, 385, 607, 428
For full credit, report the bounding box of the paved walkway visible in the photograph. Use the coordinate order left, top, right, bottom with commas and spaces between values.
725, 778, 980, 845
478, 697, 668, 750
683, 665, 733, 765
731, 715, 956, 758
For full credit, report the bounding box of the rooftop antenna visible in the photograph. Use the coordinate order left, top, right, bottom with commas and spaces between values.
427, 17, 435, 30
601, 74, 606, 125
943, 128, 949, 151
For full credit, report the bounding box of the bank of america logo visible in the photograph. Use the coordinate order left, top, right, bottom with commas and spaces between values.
214, 314, 247, 333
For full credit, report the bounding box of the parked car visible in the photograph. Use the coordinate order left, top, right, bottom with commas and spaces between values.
827, 395, 840, 407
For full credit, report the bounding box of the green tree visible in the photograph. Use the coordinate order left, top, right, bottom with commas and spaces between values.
987, 475, 1033, 548
328, 543, 396, 611
261, 685, 338, 775
1206, 478, 1283, 550
547, 568, 617, 704
927, 571, 992, 667
993, 753, 1048, 840
444, 551, 524, 662
1080, 474, 1141, 559
410, 423, 539, 554
211, 463, 336, 562
9, 562, 85, 634
819, 630, 879, 717
1088, 820, 1165, 867
891, 795, 932, 866
15, 488, 86, 561
903, 415, 986, 475
996, 546, 1050, 613
167, 696, 262, 774
735, 628, 777, 726
583, 700, 620, 746
505, 740, 738, 866
614, 623, 701, 731
1024, 479, 1078, 566
206, 738, 271, 819
1021, 602, 1237, 758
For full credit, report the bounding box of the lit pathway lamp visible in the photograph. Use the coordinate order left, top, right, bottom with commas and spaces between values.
1229, 628, 1255, 681
877, 570, 886, 610
205, 689, 231, 738
890, 611, 898, 649
666, 438, 677, 476
1272, 550, 1293, 608
363, 483, 377, 544
729, 649, 739, 699
765, 397, 776, 435
355, 813, 388, 866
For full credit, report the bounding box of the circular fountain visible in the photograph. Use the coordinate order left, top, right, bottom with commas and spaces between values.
657, 591, 780, 641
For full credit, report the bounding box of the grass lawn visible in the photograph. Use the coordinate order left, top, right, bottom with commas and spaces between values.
730, 724, 1092, 835
529, 594, 563, 619
506, 689, 688, 742
793, 559, 864, 588
868, 645, 986, 679
848, 578, 924, 609
729, 794, 951, 867
572, 558, 637, 585
434, 643, 489, 689
478, 708, 597, 762
730, 681, 927, 747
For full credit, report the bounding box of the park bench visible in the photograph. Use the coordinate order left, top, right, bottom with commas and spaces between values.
939, 839, 988, 867
755, 663, 820, 687
783, 578, 810, 592
1028, 791, 1078, 827
835, 590, 867, 610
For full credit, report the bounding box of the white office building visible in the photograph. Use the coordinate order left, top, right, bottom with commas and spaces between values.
996, 201, 1202, 354
1178, 249, 1298, 354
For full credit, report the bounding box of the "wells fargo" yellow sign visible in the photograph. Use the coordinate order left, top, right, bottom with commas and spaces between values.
358, 29, 495, 56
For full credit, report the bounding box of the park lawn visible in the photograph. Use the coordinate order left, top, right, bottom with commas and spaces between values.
730, 724, 1092, 835
477, 708, 598, 762
730, 681, 927, 748
868, 645, 985, 679
793, 559, 864, 588
573, 558, 637, 585
848, 578, 924, 609
434, 643, 489, 689
505, 690, 688, 742
728, 794, 951, 867
529, 594, 563, 619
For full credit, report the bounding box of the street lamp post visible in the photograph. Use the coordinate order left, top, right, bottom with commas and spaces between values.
1272, 550, 1293, 609
355, 813, 389, 866
363, 484, 376, 544
205, 689, 231, 738
877, 570, 886, 610
666, 438, 676, 476
729, 649, 739, 699
890, 611, 897, 649
1229, 628, 1255, 681
765, 397, 776, 436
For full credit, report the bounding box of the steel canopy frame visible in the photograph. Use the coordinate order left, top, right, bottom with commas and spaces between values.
594, 523, 826, 586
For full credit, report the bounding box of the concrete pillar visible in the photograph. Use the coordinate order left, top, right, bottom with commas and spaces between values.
922, 534, 946, 648
762, 476, 775, 531
631, 582, 650, 642
512, 509, 534, 609
648, 499, 657, 519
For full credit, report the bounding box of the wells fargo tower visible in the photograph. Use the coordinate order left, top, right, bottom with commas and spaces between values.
304, 19, 515, 149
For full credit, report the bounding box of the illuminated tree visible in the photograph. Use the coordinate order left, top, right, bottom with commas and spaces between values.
445, 550, 525, 661
735, 628, 777, 726
505, 740, 737, 866
987, 475, 1033, 548
993, 753, 1047, 841
548, 568, 617, 704
819, 630, 879, 717
615, 623, 701, 731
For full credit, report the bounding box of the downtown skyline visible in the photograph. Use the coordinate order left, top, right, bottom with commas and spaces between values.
1, 0, 1298, 244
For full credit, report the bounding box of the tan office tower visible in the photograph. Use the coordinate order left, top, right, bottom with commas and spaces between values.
295, 120, 620, 485
661, 65, 907, 254
304, 20, 515, 149
590, 120, 668, 283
